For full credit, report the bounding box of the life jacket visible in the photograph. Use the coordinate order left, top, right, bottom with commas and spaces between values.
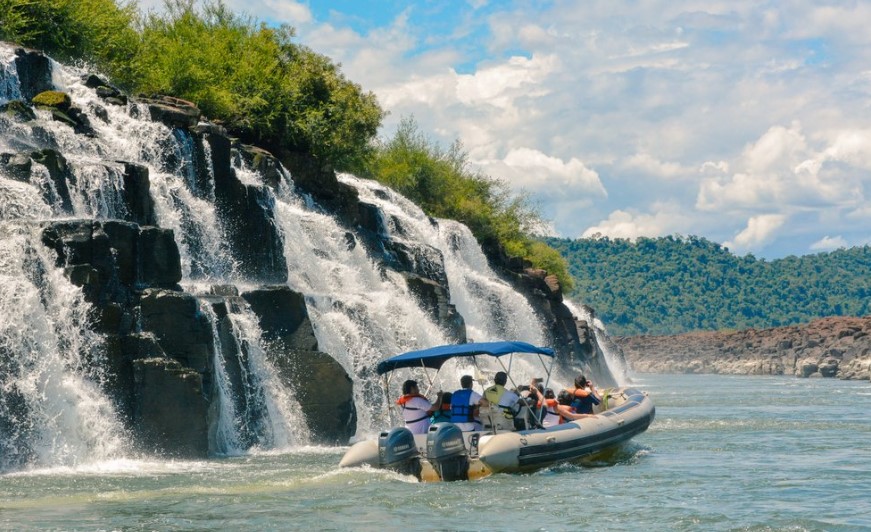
484, 384, 505, 405
431, 403, 451, 423
398, 393, 431, 424
450, 388, 475, 423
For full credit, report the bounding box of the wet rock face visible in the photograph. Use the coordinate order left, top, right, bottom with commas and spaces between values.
204, 133, 288, 283
133, 357, 209, 457
241, 286, 356, 444
13, 48, 52, 101
617, 316, 871, 381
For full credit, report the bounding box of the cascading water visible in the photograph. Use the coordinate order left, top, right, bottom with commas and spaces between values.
1, 45, 305, 465
0, 223, 128, 471
271, 175, 451, 434
339, 174, 547, 345
564, 300, 631, 385
203, 300, 308, 455
338, 174, 561, 387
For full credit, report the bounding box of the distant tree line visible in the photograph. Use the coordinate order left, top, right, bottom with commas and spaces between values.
0, 0, 572, 285
546, 235, 871, 336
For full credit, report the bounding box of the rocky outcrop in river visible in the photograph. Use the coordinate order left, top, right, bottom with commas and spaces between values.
617, 316, 871, 381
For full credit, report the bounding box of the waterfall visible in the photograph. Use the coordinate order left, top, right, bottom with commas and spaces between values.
271, 175, 451, 434
0, 223, 128, 471
1, 45, 305, 465
203, 300, 309, 455
0, 48, 21, 103
564, 300, 630, 385
339, 174, 547, 344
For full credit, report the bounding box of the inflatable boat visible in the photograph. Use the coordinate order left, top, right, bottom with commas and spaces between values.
339, 342, 655, 481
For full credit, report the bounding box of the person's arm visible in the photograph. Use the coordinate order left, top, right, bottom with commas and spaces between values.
557, 404, 594, 420
428, 392, 443, 414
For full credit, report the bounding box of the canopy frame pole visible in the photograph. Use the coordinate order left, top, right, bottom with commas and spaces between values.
383, 373, 397, 428
536, 353, 558, 425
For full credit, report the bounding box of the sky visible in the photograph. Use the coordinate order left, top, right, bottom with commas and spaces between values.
138, 0, 871, 259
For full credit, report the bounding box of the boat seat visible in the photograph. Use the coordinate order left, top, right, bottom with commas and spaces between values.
480, 405, 515, 433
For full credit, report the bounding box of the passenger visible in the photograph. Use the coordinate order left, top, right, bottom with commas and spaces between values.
566, 374, 601, 414
430, 391, 452, 424
484, 371, 520, 420
556, 390, 594, 423
397, 379, 437, 435
529, 385, 560, 427
451, 375, 485, 431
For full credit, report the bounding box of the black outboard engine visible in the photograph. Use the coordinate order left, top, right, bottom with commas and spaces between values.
426, 422, 469, 481
378, 427, 422, 480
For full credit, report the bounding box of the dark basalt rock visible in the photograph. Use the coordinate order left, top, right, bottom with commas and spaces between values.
0, 100, 37, 122
120, 161, 157, 227
139, 289, 213, 374
205, 133, 287, 283
276, 150, 361, 226
242, 286, 356, 443
404, 274, 466, 343
133, 357, 209, 457
0, 152, 32, 180
83, 74, 128, 105
618, 315, 871, 381
138, 95, 201, 129
239, 145, 283, 190
30, 149, 74, 213
139, 227, 182, 287
14, 48, 53, 101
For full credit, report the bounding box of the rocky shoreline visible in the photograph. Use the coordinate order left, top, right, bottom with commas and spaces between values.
616, 315, 871, 381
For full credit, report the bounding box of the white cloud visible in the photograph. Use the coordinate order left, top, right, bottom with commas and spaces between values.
624, 153, 690, 179
580, 206, 690, 241
133, 0, 871, 258
259, 0, 311, 24
477, 148, 608, 201
810, 235, 848, 252
723, 214, 787, 253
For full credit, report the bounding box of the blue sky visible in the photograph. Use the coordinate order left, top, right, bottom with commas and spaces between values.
138, 0, 871, 259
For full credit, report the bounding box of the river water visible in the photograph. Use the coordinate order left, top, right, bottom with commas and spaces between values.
1, 373, 869, 531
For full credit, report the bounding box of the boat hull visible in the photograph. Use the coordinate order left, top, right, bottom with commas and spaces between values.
339, 387, 654, 481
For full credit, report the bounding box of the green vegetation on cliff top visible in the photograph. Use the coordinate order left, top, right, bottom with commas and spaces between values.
548, 235, 871, 336
0, 0, 571, 285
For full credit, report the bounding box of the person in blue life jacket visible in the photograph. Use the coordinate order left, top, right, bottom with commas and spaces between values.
450, 375, 486, 431
430, 391, 452, 424
566, 374, 601, 414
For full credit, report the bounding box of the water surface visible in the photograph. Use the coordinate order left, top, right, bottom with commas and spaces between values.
2, 374, 869, 531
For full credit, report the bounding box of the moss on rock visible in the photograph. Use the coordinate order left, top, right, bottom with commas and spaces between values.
31, 90, 72, 112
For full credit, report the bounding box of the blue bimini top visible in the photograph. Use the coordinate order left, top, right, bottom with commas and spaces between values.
376, 341, 555, 375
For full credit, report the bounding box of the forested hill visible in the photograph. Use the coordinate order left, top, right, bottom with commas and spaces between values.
546, 236, 871, 336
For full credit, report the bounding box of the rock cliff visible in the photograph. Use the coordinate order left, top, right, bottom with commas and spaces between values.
617, 315, 871, 381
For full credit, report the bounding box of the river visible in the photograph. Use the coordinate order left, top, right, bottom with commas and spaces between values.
1, 374, 869, 531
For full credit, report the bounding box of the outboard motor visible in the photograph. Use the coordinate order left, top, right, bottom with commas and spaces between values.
378, 427, 422, 480
426, 422, 469, 481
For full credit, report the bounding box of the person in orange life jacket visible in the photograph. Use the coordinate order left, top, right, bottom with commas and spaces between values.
450, 375, 486, 431
555, 390, 595, 424
529, 384, 560, 427
397, 380, 440, 435
430, 391, 452, 424
566, 374, 601, 414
